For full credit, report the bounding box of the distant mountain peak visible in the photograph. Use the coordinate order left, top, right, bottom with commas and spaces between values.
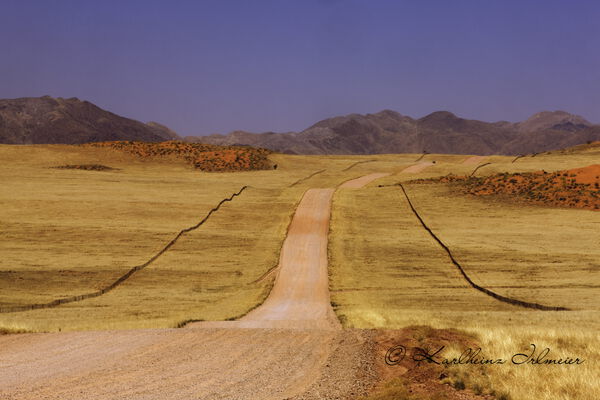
419, 111, 458, 121
371, 109, 404, 118
518, 110, 591, 132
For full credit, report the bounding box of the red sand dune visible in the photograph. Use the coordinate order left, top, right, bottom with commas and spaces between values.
468, 165, 600, 211
564, 164, 600, 185
411, 164, 599, 211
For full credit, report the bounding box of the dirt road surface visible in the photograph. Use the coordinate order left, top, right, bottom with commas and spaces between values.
0, 185, 379, 400
462, 156, 488, 165
239, 188, 338, 329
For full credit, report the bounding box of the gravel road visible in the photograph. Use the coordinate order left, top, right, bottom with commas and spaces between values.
0, 177, 389, 400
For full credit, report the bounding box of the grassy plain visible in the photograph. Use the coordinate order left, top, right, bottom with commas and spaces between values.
0, 144, 415, 331
1, 143, 598, 399
331, 148, 600, 400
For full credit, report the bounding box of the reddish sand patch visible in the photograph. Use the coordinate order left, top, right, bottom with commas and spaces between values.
410, 164, 600, 211
371, 326, 493, 399
467, 165, 599, 210
564, 164, 600, 185
85, 141, 273, 172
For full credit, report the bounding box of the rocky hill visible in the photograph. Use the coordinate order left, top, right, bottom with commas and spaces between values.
0, 96, 180, 144
3, 96, 597, 155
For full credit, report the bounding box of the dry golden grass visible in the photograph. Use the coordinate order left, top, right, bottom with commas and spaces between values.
2, 143, 598, 398
330, 153, 600, 400
0, 144, 416, 331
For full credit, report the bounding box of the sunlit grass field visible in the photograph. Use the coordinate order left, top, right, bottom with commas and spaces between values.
330, 147, 600, 400
1, 143, 598, 399
0, 144, 415, 331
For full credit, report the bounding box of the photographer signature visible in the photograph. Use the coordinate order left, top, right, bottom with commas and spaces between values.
385, 343, 585, 366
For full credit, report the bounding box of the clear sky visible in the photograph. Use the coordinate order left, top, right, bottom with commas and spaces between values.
2, 0, 599, 135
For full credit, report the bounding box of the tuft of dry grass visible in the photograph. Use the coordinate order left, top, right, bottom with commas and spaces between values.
0, 323, 35, 335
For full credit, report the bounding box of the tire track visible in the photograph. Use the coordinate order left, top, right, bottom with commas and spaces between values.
339, 173, 391, 189
401, 161, 434, 173
512, 152, 540, 163
470, 162, 492, 177
289, 169, 326, 187
0, 186, 249, 313
414, 152, 428, 162
342, 159, 376, 171
398, 183, 570, 311
249, 263, 280, 285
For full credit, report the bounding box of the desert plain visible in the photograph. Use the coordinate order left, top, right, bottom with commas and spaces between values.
0, 142, 599, 400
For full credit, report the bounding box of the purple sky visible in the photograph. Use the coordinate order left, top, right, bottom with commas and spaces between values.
2, 0, 599, 135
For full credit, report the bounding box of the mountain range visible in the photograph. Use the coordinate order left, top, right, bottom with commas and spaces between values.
2, 96, 599, 155
190, 109, 600, 155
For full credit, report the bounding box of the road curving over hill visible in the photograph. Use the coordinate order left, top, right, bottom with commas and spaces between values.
462, 155, 488, 165
191, 188, 339, 330
0, 176, 393, 400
